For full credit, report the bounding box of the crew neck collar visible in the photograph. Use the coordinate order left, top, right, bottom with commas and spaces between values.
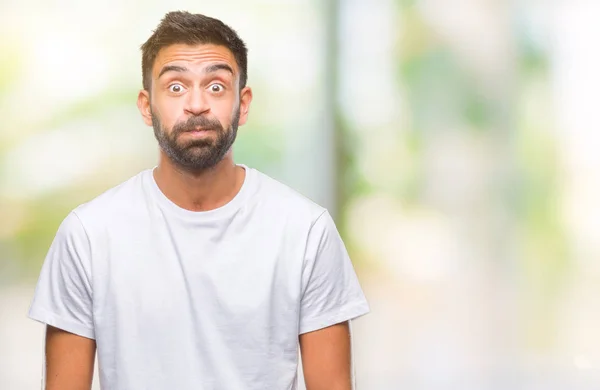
146, 164, 254, 221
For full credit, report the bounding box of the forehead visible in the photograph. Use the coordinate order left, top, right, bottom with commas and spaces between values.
153, 43, 238, 76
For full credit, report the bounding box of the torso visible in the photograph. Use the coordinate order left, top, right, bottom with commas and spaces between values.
76, 165, 323, 390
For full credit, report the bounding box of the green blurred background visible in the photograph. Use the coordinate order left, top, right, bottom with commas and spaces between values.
2, 0, 600, 388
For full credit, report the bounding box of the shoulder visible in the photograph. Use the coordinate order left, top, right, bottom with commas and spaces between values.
250, 168, 328, 225
70, 169, 150, 229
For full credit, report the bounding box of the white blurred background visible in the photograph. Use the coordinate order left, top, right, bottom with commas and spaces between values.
2, 0, 600, 389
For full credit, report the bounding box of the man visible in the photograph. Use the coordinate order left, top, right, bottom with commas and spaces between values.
28, 11, 369, 390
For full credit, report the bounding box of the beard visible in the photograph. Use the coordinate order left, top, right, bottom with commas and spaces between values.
152, 107, 240, 172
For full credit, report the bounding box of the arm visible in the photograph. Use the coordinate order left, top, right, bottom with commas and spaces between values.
28, 212, 96, 388
45, 325, 96, 390
299, 321, 352, 390
298, 211, 369, 389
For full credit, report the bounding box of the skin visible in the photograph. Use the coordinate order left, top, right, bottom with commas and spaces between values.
300, 321, 354, 390
45, 42, 353, 390
45, 325, 96, 390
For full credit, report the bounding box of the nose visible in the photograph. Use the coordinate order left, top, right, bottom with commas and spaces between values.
184, 87, 210, 116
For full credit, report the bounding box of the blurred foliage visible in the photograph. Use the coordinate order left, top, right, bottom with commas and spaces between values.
514, 22, 569, 341
0, 43, 20, 94
398, 4, 496, 136
390, 0, 568, 350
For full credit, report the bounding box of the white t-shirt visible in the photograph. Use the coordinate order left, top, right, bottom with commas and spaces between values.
28, 164, 369, 390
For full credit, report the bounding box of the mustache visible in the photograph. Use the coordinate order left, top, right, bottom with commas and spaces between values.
172, 116, 223, 135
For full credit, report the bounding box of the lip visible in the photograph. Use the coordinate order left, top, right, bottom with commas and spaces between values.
182, 128, 214, 138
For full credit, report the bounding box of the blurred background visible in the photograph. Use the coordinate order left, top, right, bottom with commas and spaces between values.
1, 0, 600, 388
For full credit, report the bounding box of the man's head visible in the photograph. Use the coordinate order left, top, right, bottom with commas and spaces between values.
137, 11, 252, 172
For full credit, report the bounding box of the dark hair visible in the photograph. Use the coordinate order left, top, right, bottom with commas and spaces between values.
141, 11, 248, 92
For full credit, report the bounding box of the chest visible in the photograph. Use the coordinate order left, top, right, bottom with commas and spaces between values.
91, 217, 306, 328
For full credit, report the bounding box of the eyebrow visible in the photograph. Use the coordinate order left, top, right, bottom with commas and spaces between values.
204, 63, 234, 75
158, 65, 189, 79
157, 63, 235, 80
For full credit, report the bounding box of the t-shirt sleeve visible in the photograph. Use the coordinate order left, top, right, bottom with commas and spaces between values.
28, 211, 95, 339
298, 210, 370, 334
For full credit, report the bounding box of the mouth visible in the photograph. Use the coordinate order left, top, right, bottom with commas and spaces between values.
180, 128, 215, 140
180, 127, 213, 135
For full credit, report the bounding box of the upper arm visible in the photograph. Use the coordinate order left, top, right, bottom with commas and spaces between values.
297, 211, 368, 389
28, 212, 97, 388
299, 321, 352, 390
299, 211, 369, 334
45, 325, 96, 390
29, 211, 95, 338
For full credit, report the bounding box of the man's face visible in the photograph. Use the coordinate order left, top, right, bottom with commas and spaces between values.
138, 43, 251, 171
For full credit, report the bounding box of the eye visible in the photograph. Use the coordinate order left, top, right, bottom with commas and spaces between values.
168, 83, 185, 93
209, 83, 224, 93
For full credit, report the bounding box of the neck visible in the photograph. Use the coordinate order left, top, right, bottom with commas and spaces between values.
153, 151, 245, 212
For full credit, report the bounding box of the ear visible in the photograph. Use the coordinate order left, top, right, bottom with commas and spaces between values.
237, 86, 253, 127
137, 89, 153, 127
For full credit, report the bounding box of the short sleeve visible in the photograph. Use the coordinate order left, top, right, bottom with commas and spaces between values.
28, 211, 95, 339
298, 211, 370, 334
